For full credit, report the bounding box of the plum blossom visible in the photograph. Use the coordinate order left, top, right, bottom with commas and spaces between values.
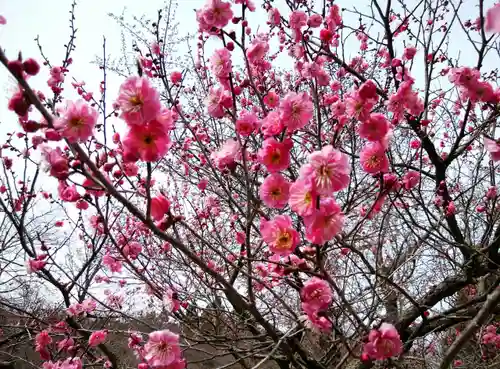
260, 215, 299, 256
116, 76, 161, 126
360, 142, 389, 174
289, 179, 318, 217
259, 173, 291, 209
55, 100, 98, 142
363, 323, 403, 361
280, 92, 313, 132
258, 138, 292, 173
211, 139, 240, 169
303, 197, 344, 244
484, 137, 500, 161
299, 145, 350, 194
486, 4, 500, 33
144, 330, 182, 367
301, 277, 333, 315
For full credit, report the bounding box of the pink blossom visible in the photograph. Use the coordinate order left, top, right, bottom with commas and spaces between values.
116, 76, 161, 126
198, 0, 233, 30
0, 16, 6, 25
403, 47, 417, 60
170, 71, 183, 84
259, 173, 291, 209
289, 11, 307, 41
206, 86, 233, 118
258, 138, 292, 173
88, 330, 107, 347
122, 120, 171, 162
358, 114, 390, 142
36, 330, 52, 347
486, 4, 500, 33
54, 100, 97, 142
484, 137, 500, 161
268, 8, 281, 26
326, 4, 342, 30
279, 92, 313, 132
41, 146, 69, 180
308, 14, 323, 28
27, 258, 46, 273
303, 197, 344, 244
261, 111, 284, 137
263, 91, 279, 108
144, 330, 182, 367
210, 48, 232, 78
289, 179, 317, 217
58, 181, 80, 202
246, 36, 270, 63
299, 145, 350, 194
260, 215, 299, 256
363, 323, 403, 361
402, 171, 420, 190
301, 277, 332, 315
211, 139, 240, 169
235, 110, 258, 136
360, 142, 389, 174
151, 195, 171, 221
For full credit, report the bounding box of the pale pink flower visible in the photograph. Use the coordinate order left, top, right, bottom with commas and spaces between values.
246, 36, 270, 63
198, 0, 233, 30
279, 92, 313, 132
303, 197, 344, 244
484, 136, 500, 161
206, 86, 233, 118
486, 4, 500, 33
289, 179, 317, 217
211, 139, 240, 169
363, 323, 403, 361
88, 330, 107, 347
326, 4, 342, 30
54, 100, 97, 142
235, 110, 258, 136
257, 138, 292, 173
116, 76, 161, 126
210, 48, 232, 78
261, 111, 284, 137
144, 330, 182, 367
299, 145, 350, 194
358, 113, 390, 142
301, 277, 332, 315
360, 142, 389, 174
259, 173, 291, 209
260, 215, 299, 256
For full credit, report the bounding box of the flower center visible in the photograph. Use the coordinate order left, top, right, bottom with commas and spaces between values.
276, 232, 292, 250
129, 95, 144, 107
271, 188, 281, 199
69, 117, 84, 127
367, 155, 380, 168
143, 135, 154, 145
270, 150, 281, 164
304, 192, 312, 204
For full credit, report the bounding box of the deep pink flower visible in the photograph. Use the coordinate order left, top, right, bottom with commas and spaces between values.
486, 4, 500, 33
41, 146, 70, 180
308, 14, 323, 28
235, 110, 258, 136
258, 138, 292, 173
402, 171, 420, 190
261, 111, 284, 137
279, 92, 313, 132
360, 142, 389, 174
151, 195, 171, 221
55, 100, 98, 142
88, 330, 107, 347
299, 145, 350, 194
144, 330, 182, 367
170, 71, 183, 84
0, 15, 6, 25
484, 137, 500, 161
264, 91, 279, 108
122, 120, 171, 162
260, 215, 299, 256
288, 179, 317, 217
358, 114, 390, 142
116, 76, 161, 126
259, 173, 291, 209
303, 197, 344, 244
211, 139, 240, 169
301, 277, 332, 315
363, 323, 403, 361
58, 181, 80, 202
